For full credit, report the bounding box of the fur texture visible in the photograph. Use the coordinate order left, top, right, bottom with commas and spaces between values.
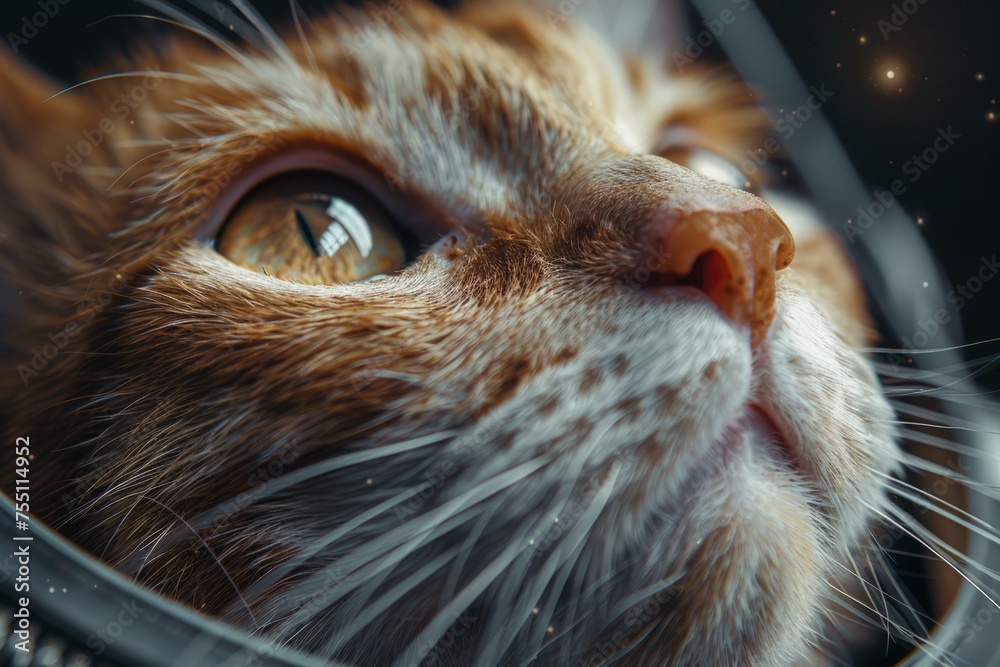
0, 1, 903, 665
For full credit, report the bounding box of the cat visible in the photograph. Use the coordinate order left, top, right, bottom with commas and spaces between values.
0, 1, 990, 665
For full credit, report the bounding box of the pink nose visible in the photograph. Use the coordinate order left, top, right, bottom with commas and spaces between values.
640, 202, 795, 345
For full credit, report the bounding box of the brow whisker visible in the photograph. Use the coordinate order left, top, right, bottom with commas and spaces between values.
44, 71, 205, 103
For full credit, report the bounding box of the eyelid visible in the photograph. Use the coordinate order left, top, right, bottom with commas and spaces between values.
652, 125, 704, 154
191, 146, 452, 243
653, 125, 755, 176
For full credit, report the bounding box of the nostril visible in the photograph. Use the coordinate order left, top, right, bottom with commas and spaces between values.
637, 206, 794, 345
646, 249, 738, 312
643, 239, 751, 328
683, 250, 735, 308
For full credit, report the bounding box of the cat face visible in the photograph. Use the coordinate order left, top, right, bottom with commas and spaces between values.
0, 1, 906, 665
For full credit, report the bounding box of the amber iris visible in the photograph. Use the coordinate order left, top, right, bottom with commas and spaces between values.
216, 173, 409, 284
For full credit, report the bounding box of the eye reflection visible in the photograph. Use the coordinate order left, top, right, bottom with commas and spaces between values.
215, 172, 414, 285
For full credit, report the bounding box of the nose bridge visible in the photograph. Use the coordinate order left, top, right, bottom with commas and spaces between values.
609, 155, 796, 344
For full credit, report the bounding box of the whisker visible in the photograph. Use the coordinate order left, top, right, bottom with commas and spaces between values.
846, 550, 889, 635
397, 537, 548, 667
192, 429, 461, 527
894, 399, 998, 432
863, 338, 1000, 355
289, 0, 320, 76
874, 501, 1000, 608
876, 472, 1000, 547
275, 501, 492, 638
253, 452, 556, 623
230, 0, 300, 70
879, 367, 992, 399
44, 71, 205, 103
105, 145, 187, 193
320, 546, 463, 655
135, 495, 260, 629
833, 546, 936, 640
898, 454, 1000, 499
890, 420, 1000, 437
895, 427, 998, 461
875, 351, 1000, 381
440, 501, 500, 605
91, 10, 254, 68
824, 575, 919, 644
484, 464, 621, 661
181, 0, 270, 53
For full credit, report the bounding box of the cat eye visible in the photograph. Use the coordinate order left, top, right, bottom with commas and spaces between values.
659, 145, 754, 192
214, 172, 419, 284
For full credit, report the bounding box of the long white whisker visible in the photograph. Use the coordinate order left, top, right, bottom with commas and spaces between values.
480, 464, 621, 663
890, 420, 1000, 437
894, 400, 998, 432
44, 71, 205, 103
824, 573, 920, 642
898, 453, 1000, 500
873, 501, 1000, 608
230, 0, 300, 70
320, 546, 463, 654
181, 0, 270, 53
289, 0, 320, 75
106, 145, 188, 193
394, 536, 548, 667
99, 8, 253, 68
138, 496, 260, 630
864, 338, 1000, 355
894, 426, 998, 459
875, 470, 1000, 537
263, 453, 556, 625
192, 429, 461, 527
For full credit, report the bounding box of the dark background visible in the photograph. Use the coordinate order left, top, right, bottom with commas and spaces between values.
2, 0, 998, 388
754, 0, 1000, 392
